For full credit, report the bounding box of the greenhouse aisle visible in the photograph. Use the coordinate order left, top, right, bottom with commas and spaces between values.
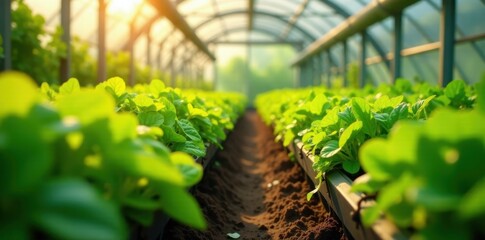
164, 110, 347, 240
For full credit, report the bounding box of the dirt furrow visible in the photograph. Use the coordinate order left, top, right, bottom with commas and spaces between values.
164, 111, 347, 240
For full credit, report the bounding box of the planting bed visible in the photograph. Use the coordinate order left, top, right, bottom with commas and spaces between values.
164, 111, 347, 239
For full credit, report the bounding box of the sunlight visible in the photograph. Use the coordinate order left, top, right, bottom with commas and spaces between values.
108, 0, 143, 15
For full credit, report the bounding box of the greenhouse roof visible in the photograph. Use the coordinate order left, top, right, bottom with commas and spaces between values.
5, 0, 485, 85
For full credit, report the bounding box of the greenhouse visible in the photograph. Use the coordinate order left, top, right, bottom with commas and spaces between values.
1, 0, 485, 239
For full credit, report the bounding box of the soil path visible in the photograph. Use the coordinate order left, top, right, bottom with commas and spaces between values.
164, 111, 347, 240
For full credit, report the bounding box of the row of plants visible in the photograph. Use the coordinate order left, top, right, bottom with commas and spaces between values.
0, 71, 246, 239
255, 78, 485, 239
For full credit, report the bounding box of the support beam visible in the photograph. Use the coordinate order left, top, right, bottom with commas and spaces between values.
122, 15, 158, 51
248, 0, 254, 30
60, 0, 71, 83
97, 0, 107, 83
292, 0, 420, 66
392, 11, 403, 82
439, 0, 455, 87
280, 0, 310, 40
0, 0, 12, 70
210, 40, 303, 45
148, 0, 215, 61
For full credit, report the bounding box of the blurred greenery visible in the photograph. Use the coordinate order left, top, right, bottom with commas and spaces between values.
217, 46, 295, 105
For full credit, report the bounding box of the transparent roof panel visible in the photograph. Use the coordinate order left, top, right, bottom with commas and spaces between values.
457, 0, 485, 37
12, 0, 485, 85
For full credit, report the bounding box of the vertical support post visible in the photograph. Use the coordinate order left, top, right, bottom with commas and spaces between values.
439, 0, 455, 87
128, 22, 136, 86
316, 53, 323, 85
0, 0, 12, 70
299, 61, 312, 87
392, 11, 403, 82
245, 44, 251, 97
326, 50, 332, 88
170, 46, 177, 87
342, 40, 348, 87
212, 59, 218, 90
157, 43, 163, 76
97, 0, 106, 83
60, 0, 71, 83
359, 31, 367, 88
146, 24, 152, 73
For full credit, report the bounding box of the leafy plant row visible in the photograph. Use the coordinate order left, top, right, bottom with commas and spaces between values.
257, 79, 475, 177
0, 72, 246, 240
255, 79, 484, 239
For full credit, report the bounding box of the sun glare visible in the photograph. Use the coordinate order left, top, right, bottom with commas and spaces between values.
108, 0, 143, 15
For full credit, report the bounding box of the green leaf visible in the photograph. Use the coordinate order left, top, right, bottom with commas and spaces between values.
389, 103, 409, 123
311, 132, 326, 145
283, 130, 295, 147
59, 78, 80, 95
0, 117, 53, 195
320, 140, 340, 158
158, 183, 206, 229
459, 177, 485, 220
108, 144, 184, 185
0, 72, 39, 117
170, 152, 203, 186
134, 94, 154, 108
307, 176, 322, 201
109, 113, 137, 142
444, 79, 466, 103
361, 205, 382, 226
161, 126, 186, 143
412, 95, 435, 119
138, 111, 164, 127
102, 77, 126, 97
337, 107, 356, 124
342, 160, 360, 174
173, 141, 206, 157
414, 187, 461, 211
149, 79, 165, 97
309, 94, 329, 115
32, 179, 126, 240
227, 232, 241, 239
339, 120, 363, 148
373, 95, 392, 112
351, 97, 376, 136
188, 103, 208, 118
321, 106, 340, 127
475, 77, 485, 114
122, 196, 159, 211
177, 119, 202, 141
359, 139, 393, 181
124, 208, 154, 227
0, 221, 29, 240
57, 90, 115, 125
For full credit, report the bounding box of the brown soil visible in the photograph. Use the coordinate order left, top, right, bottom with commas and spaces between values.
164, 111, 347, 240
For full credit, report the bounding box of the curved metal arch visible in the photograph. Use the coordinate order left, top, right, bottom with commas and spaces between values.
204, 26, 340, 70
317, 0, 390, 69
206, 26, 294, 44
192, 10, 317, 42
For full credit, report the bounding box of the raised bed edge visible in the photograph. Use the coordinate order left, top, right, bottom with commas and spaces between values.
291, 141, 407, 240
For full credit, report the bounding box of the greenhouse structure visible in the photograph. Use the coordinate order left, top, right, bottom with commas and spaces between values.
1, 0, 485, 239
